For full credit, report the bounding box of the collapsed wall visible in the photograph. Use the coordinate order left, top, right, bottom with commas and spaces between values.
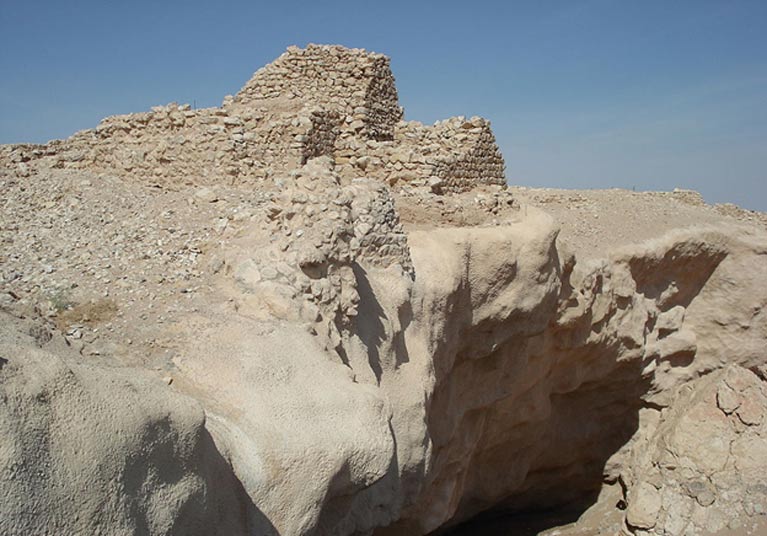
1, 44, 505, 191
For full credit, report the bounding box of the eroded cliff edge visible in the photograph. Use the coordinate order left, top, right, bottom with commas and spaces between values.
2, 45, 767, 536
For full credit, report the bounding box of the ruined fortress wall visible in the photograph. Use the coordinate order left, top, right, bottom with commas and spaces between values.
33, 104, 340, 185
426, 118, 506, 190
301, 110, 341, 164
3, 45, 506, 192
231, 44, 402, 141
335, 117, 506, 192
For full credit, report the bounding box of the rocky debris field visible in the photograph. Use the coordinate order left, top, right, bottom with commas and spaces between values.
511, 187, 767, 259
0, 166, 275, 367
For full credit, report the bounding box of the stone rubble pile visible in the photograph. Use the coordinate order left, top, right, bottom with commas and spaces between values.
230, 156, 411, 356
0, 44, 506, 192
0, 165, 270, 361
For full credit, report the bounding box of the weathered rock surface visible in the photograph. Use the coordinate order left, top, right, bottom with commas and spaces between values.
620, 365, 767, 535
1, 45, 766, 536
0, 312, 256, 536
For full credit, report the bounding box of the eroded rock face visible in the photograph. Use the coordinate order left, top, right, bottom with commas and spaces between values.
0, 313, 255, 536
620, 365, 767, 535
177, 176, 766, 535
380, 225, 767, 535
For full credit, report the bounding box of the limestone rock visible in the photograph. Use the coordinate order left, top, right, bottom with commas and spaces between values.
627, 482, 662, 529
0, 312, 252, 536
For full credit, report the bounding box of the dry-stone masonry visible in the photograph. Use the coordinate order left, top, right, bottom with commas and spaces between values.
346, 116, 506, 192
1, 44, 505, 192
231, 44, 402, 142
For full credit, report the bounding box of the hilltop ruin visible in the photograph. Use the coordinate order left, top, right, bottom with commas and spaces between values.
3, 44, 505, 193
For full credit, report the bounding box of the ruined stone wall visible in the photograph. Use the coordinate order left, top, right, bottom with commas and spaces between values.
301, 110, 341, 164
335, 116, 506, 192
2, 45, 506, 192
27, 103, 341, 186
427, 118, 506, 190
230, 44, 402, 141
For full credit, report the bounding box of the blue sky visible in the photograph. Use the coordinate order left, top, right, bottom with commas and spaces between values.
1, 0, 766, 211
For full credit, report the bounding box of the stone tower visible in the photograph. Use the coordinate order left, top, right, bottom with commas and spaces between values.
230, 44, 403, 141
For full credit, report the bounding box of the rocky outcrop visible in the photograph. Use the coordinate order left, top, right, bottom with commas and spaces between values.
164, 175, 766, 535
369, 220, 766, 535
0, 312, 255, 536
621, 364, 767, 535
457, 233, 763, 533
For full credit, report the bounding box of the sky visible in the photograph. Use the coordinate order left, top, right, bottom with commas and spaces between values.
1, 0, 766, 211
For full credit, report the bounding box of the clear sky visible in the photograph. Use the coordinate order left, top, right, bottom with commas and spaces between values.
1, 0, 766, 211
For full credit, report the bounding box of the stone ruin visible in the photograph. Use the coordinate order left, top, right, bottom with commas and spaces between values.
231, 44, 403, 142
3, 44, 506, 193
